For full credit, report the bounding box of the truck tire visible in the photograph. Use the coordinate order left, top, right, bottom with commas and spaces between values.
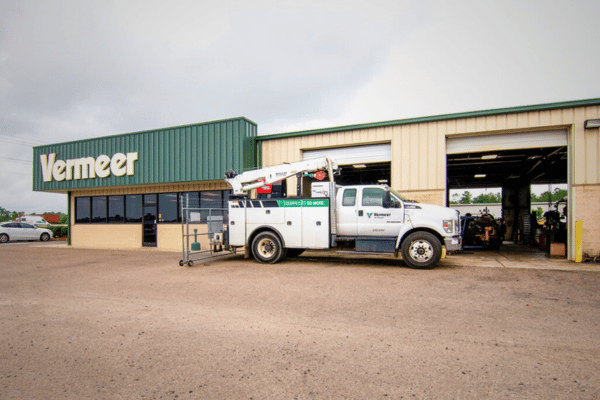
401, 231, 442, 269
252, 231, 286, 264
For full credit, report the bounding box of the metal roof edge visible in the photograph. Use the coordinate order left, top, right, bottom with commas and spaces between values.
34, 116, 257, 149
257, 98, 600, 141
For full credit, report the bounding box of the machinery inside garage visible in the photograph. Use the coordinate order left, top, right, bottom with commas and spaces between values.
446, 130, 568, 255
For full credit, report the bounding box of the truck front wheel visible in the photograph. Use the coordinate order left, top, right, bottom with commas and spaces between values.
252, 232, 287, 264
401, 231, 442, 269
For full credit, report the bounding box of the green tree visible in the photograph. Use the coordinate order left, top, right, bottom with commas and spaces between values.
532, 188, 568, 203
459, 191, 473, 204
473, 192, 502, 204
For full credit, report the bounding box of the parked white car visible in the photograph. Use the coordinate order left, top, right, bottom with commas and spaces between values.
17, 216, 49, 226
0, 222, 53, 243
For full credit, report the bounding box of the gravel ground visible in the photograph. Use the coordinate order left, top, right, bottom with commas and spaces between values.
1, 243, 599, 399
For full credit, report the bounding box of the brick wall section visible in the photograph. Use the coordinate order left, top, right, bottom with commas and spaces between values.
574, 185, 600, 258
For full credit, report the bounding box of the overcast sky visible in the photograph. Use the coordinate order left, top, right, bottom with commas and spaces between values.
1, 0, 599, 214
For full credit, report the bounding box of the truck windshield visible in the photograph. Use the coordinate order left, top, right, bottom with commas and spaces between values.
389, 189, 405, 205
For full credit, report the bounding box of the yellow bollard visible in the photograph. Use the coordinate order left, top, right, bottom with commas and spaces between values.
575, 220, 583, 263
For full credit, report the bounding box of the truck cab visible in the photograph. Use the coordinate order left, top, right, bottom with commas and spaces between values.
335, 184, 461, 267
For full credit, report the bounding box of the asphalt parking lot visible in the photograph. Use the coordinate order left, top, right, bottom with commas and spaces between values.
1, 243, 599, 399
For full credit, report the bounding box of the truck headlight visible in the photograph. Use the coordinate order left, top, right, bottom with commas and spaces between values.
443, 220, 453, 234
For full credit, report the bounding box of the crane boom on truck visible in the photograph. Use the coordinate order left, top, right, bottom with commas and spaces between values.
224, 156, 338, 196
221, 156, 461, 269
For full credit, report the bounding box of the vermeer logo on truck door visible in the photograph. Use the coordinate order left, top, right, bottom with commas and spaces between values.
40, 152, 139, 182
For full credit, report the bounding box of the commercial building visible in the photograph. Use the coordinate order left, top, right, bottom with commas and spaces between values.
33, 117, 257, 251
33, 99, 600, 261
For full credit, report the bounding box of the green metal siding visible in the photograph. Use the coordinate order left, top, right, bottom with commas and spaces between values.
33, 117, 257, 192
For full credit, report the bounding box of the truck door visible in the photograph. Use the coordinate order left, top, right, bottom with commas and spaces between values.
337, 188, 358, 236
357, 187, 404, 237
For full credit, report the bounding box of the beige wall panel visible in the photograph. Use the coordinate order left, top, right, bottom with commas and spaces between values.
398, 126, 409, 189
517, 112, 529, 128
573, 185, 600, 258
506, 113, 519, 130
538, 110, 551, 126
475, 116, 488, 132
157, 224, 183, 252
456, 118, 467, 133
466, 117, 476, 133
71, 224, 142, 249
417, 123, 427, 189
585, 131, 599, 183
262, 104, 600, 188
398, 190, 445, 206
444, 119, 456, 135
427, 123, 437, 188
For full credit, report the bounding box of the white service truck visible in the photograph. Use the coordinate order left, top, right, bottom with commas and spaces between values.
224, 156, 461, 269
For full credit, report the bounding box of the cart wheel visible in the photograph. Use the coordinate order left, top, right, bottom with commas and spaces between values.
179, 260, 184, 267
188, 260, 194, 267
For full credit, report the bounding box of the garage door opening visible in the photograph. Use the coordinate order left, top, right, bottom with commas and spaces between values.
303, 144, 392, 186
447, 131, 568, 256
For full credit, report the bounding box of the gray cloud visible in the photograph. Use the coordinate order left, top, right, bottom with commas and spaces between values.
0, 0, 598, 213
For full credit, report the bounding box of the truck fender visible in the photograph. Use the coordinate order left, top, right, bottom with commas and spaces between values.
247, 226, 287, 248
395, 218, 445, 249
395, 221, 414, 249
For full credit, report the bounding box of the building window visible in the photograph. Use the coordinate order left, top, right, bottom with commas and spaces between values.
158, 192, 179, 223
91, 196, 108, 223
73, 190, 232, 224
182, 192, 200, 209
200, 191, 222, 222
125, 195, 142, 223
222, 190, 231, 207
108, 196, 125, 223
75, 197, 91, 223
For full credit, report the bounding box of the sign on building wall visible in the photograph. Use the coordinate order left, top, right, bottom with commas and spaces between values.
32, 117, 258, 192
39, 152, 138, 182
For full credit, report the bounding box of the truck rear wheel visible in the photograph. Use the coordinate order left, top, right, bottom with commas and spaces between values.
252, 232, 286, 264
401, 231, 442, 269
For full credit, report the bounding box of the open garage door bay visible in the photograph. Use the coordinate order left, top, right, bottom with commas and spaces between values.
303, 144, 392, 185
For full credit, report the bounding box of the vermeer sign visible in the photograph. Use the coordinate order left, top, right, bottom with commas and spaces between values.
40, 152, 139, 182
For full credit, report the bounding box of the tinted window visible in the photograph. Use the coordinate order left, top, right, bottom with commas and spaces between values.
200, 191, 223, 222
362, 188, 384, 207
91, 196, 107, 223
342, 189, 357, 206
108, 196, 125, 223
125, 195, 142, 223
201, 191, 222, 208
75, 197, 91, 223
222, 190, 231, 207
158, 192, 179, 223
182, 192, 200, 209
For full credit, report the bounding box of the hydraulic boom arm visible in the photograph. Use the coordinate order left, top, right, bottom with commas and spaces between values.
224, 156, 338, 196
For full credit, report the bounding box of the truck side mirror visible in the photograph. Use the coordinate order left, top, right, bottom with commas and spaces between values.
382, 191, 400, 208
382, 192, 393, 208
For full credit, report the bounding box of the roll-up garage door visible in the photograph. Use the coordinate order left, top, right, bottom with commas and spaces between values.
446, 130, 567, 154
303, 144, 391, 165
